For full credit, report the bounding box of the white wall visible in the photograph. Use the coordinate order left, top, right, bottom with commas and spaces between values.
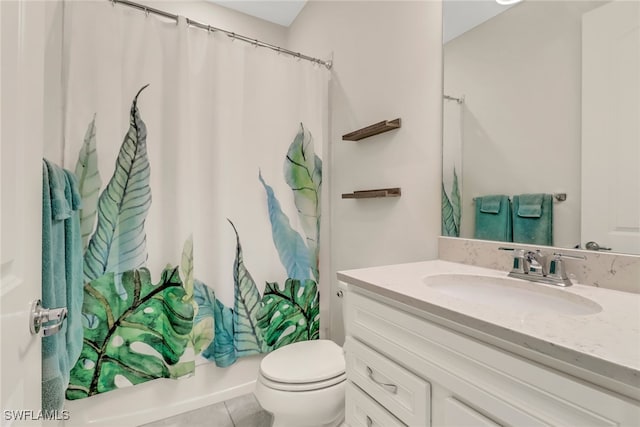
287, 0, 443, 344
444, 1, 602, 249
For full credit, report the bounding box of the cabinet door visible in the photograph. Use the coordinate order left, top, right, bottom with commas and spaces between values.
443, 397, 502, 427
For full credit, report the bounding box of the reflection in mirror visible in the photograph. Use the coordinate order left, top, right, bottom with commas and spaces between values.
442, 0, 640, 255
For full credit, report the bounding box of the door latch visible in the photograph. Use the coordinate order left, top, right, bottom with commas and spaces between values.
29, 299, 67, 337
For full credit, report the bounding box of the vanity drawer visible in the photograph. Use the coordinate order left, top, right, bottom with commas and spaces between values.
345, 336, 431, 427
346, 381, 406, 427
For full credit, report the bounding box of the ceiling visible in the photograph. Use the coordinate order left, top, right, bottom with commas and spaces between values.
209, 0, 515, 38
443, 0, 516, 43
210, 0, 307, 27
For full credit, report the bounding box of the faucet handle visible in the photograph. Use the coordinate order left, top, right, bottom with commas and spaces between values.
548, 253, 586, 284
552, 252, 587, 260
499, 247, 527, 274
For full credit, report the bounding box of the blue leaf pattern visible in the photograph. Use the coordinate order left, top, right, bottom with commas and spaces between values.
259, 171, 310, 280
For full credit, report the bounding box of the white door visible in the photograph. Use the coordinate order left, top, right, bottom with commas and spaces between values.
581, 0, 640, 254
1, 0, 47, 423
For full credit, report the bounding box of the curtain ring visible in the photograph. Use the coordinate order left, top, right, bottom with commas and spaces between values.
111, 0, 116, 7
207, 25, 212, 34
276, 47, 281, 55
230, 32, 236, 41
296, 52, 301, 62
144, 7, 149, 17
253, 39, 258, 48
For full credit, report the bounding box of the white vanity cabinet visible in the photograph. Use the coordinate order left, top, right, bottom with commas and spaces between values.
342, 287, 640, 427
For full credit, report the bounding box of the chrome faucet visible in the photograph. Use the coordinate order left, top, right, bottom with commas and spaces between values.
524, 250, 548, 277
499, 247, 586, 287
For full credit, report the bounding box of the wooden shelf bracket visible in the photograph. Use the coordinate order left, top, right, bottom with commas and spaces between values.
342, 188, 402, 199
342, 118, 401, 141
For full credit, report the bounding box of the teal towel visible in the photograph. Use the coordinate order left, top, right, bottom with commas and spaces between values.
517, 193, 544, 217
512, 193, 553, 245
474, 195, 512, 242
480, 195, 502, 214
42, 159, 84, 411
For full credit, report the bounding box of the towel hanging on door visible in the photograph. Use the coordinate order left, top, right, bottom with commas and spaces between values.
42, 159, 84, 411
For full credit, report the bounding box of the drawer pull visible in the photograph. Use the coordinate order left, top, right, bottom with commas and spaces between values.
366, 366, 398, 394
366, 415, 373, 427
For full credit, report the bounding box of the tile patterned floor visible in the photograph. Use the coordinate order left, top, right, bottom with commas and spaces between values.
140, 393, 272, 427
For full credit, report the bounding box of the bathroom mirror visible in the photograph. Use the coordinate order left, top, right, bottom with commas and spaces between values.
442, 0, 640, 255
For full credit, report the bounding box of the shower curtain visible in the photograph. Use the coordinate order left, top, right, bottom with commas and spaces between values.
62, 1, 328, 399
442, 99, 463, 237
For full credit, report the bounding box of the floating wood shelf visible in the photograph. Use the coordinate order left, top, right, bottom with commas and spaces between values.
342, 188, 402, 199
342, 118, 401, 141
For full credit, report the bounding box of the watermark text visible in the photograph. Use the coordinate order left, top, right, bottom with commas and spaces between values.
3, 409, 70, 421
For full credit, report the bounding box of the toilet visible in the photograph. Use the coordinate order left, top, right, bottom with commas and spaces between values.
254, 339, 346, 427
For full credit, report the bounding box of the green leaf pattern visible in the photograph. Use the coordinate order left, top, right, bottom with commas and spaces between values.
75, 115, 101, 251
181, 235, 195, 301
66, 267, 194, 399
228, 220, 267, 356
284, 124, 322, 282
83, 85, 152, 283
70, 85, 322, 397
257, 279, 319, 350
442, 167, 461, 237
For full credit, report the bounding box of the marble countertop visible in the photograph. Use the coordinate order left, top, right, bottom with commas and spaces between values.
337, 260, 640, 395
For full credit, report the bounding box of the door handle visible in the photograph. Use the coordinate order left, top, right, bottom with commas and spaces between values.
29, 299, 67, 337
585, 241, 612, 251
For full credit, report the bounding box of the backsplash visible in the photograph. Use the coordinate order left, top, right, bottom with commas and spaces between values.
439, 237, 640, 294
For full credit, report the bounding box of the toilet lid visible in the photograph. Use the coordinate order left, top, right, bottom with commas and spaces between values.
260, 340, 345, 384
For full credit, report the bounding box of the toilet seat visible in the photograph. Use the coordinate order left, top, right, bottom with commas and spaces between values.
259, 372, 347, 392
259, 340, 345, 391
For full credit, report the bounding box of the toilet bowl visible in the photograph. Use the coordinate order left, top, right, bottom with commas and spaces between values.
254, 339, 346, 427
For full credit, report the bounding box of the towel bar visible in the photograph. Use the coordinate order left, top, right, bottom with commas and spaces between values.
472, 193, 567, 203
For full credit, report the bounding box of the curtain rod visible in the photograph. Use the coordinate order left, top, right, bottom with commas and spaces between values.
110, 0, 333, 70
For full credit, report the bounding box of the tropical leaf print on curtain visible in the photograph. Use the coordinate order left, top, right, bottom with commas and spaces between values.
259, 172, 311, 281
66, 267, 194, 399
183, 237, 214, 355
284, 124, 322, 282
442, 167, 461, 237
252, 124, 322, 353
83, 85, 152, 283
257, 279, 319, 350
69, 90, 323, 395
74, 115, 101, 251
69, 86, 197, 399
228, 220, 268, 356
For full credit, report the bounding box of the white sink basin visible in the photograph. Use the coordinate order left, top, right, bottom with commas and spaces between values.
422, 274, 602, 316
